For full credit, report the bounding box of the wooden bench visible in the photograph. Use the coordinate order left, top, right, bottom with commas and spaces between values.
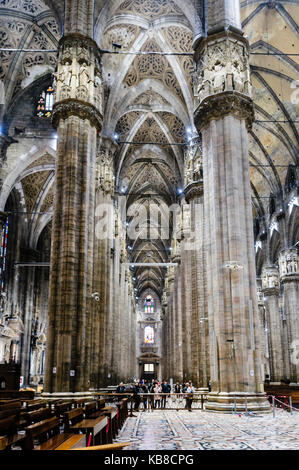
25, 400, 48, 412
0, 390, 35, 400
0, 415, 27, 450
100, 406, 118, 442
84, 401, 102, 418
69, 442, 131, 451
97, 398, 106, 410
23, 408, 52, 426
23, 416, 86, 450
0, 407, 21, 421
55, 402, 73, 424
65, 408, 108, 447
115, 399, 128, 428
64, 408, 85, 432
0, 435, 7, 450
73, 398, 86, 408
0, 400, 21, 411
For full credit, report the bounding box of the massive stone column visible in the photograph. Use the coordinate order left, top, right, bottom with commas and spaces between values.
90, 137, 116, 388
279, 249, 299, 384
194, 0, 269, 411
44, 31, 102, 394
184, 179, 209, 389
261, 266, 285, 383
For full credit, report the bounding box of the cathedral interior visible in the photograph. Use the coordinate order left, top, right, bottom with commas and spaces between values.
0, 0, 298, 425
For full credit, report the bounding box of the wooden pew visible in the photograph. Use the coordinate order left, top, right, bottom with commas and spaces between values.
23, 416, 86, 450
25, 400, 48, 412
0, 400, 21, 411
0, 415, 27, 450
0, 390, 35, 400
64, 408, 85, 433
73, 398, 86, 408
115, 399, 128, 428
97, 398, 106, 410
84, 401, 101, 418
69, 442, 131, 451
0, 436, 7, 450
54, 402, 73, 425
101, 406, 118, 442
64, 408, 108, 447
0, 408, 21, 421
23, 408, 52, 426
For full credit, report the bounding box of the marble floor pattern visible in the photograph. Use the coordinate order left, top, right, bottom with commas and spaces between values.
115, 408, 299, 450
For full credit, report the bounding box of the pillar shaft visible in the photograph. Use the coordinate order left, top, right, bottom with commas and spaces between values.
44, 34, 102, 394
194, 25, 269, 411
279, 249, 299, 384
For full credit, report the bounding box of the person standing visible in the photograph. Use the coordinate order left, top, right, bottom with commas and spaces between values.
116, 381, 125, 394
161, 380, 168, 408
174, 382, 181, 398
133, 382, 141, 410
186, 381, 195, 412
154, 382, 162, 409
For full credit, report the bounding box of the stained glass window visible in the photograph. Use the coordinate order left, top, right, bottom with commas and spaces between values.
37, 87, 54, 118
0, 217, 8, 293
144, 295, 154, 313
144, 326, 154, 344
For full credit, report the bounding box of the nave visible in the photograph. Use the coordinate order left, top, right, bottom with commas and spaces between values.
115, 409, 299, 450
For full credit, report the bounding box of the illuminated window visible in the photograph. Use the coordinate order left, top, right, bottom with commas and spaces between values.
144, 295, 154, 313
37, 87, 54, 118
144, 363, 154, 372
144, 325, 154, 344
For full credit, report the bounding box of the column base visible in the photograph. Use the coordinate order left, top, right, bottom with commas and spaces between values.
205, 392, 271, 413
41, 391, 94, 401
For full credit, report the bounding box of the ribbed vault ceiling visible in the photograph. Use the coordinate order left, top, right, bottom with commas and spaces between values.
0, 0, 298, 301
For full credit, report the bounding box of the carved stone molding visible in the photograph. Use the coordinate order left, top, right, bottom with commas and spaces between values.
279, 249, 299, 283
52, 99, 103, 130
194, 91, 254, 130
184, 180, 203, 202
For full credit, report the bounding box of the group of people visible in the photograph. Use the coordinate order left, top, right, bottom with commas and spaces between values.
116, 379, 196, 411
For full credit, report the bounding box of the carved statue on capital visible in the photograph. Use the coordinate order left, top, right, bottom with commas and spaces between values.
96, 138, 117, 195
194, 32, 254, 129
279, 249, 299, 280
261, 266, 280, 293
52, 35, 103, 127
184, 137, 202, 187
195, 34, 251, 104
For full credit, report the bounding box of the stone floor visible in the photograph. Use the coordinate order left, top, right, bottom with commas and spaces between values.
115, 408, 299, 450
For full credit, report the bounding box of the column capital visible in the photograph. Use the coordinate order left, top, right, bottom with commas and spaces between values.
52, 99, 103, 130
279, 248, 299, 283
184, 180, 203, 202
52, 33, 103, 128
194, 31, 254, 130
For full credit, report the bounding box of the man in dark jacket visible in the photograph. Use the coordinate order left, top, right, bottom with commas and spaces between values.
161, 380, 171, 408
116, 382, 125, 394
